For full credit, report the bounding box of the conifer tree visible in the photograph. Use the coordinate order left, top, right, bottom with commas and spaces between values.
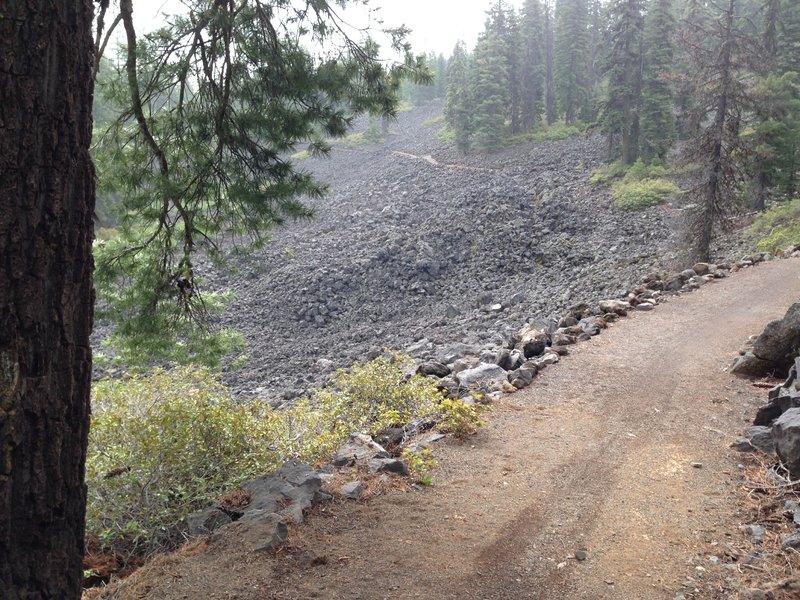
520, 0, 547, 131
683, 0, 750, 259
545, 1, 558, 124
445, 41, 474, 151
640, 0, 677, 161
602, 0, 645, 164
471, 26, 511, 149
555, 0, 591, 123
92, 0, 429, 363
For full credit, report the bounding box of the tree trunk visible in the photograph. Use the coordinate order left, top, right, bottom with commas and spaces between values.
0, 1, 96, 598
696, 0, 735, 261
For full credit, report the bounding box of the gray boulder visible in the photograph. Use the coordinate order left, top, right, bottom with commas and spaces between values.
512, 324, 549, 358
740, 426, 776, 454
340, 481, 364, 500
455, 363, 508, 388
495, 348, 522, 371
772, 408, 800, 477
417, 361, 450, 378
215, 510, 288, 553
243, 462, 321, 524
187, 507, 233, 537
731, 352, 775, 377
753, 303, 800, 363
332, 433, 389, 467
368, 457, 409, 475
598, 299, 629, 316
451, 356, 479, 374
508, 367, 536, 389
735, 304, 800, 377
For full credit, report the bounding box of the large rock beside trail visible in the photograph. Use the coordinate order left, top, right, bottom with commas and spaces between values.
772, 408, 800, 478
733, 304, 800, 377
512, 324, 550, 359
332, 433, 389, 467
243, 462, 321, 524
214, 510, 288, 553
455, 363, 508, 388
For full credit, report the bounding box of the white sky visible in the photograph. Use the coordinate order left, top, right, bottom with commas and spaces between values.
127, 0, 524, 57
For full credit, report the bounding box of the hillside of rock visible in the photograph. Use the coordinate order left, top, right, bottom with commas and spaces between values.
205, 102, 693, 403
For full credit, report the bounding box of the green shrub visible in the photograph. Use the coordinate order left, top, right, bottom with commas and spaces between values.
590, 158, 669, 186
531, 122, 584, 141
590, 161, 629, 185
437, 126, 457, 144
401, 448, 437, 485
611, 178, 680, 210
750, 198, 800, 253
87, 354, 447, 558
438, 397, 489, 439
300, 352, 443, 440
87, 367, 282, 558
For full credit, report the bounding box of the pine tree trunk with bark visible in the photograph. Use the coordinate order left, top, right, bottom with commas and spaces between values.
0, 1, 96, 598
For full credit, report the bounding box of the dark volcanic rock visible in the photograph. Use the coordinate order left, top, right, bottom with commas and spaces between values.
93, 102, 683, 400
734, 304, 800, 377
773, 408, 800, 478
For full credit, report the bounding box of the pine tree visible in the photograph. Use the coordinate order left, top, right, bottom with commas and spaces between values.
471, 28, 511, 150
683, 0, 750, 260
555, 0, 591, 123
445, 41, 474, 151
519, 0, 547, 131
602, 0, 645, 164
585, 0, 606, 122
92, 0, 429, 364
545, 1, 558, 124
469, 2, 519, 149
778, 0, 800, 75
640, 0, 677, 161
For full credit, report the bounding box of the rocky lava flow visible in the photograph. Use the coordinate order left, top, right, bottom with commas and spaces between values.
207, 103, 682, 402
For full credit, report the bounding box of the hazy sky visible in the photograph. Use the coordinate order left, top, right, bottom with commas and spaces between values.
128, 0, 524, 58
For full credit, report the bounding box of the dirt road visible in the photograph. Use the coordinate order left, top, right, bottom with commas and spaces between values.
94, 258, 800, 600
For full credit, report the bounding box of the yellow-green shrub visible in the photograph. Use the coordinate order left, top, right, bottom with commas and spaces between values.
612, 178, 679, 210
87, 367, 282, 557
401, 448, 438, 485
297, 352, 443, 441
87, 354, 447, 557
438, 398, 489, 439
749, 199, 800, 253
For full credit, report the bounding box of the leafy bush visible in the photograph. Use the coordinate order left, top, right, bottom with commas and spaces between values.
438, 398, 488, 439
87, 367, 282, 558
589, 161, 629, 185
437, 126, 457, 144
531, 122, 585, 141
590, 158, 669, 186
300, 352, 443, 439
611, 178, 680, 210
401, 448, 438, 485
750, 198, 800, 253
87, 354, 447, 558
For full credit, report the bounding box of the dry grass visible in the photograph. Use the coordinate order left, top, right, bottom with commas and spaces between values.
728, 455, 800, 598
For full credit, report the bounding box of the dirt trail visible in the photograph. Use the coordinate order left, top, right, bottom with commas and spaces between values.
94, 259, 800, 600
